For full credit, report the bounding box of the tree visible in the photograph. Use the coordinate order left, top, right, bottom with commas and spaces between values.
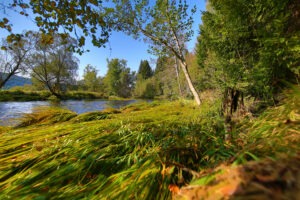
119, 67, 135, 98
153, 56, 180, 98
137, 60, 153, 80
29, 32, 79, 98
83, 64, 102, 92
0, 32, 34, 88
155, 56, 167, 75
110, 0, 201, 105
134, 60, 156, 98
104, 58, 133, 98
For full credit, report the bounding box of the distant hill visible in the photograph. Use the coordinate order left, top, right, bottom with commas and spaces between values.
0, 73, 32, 89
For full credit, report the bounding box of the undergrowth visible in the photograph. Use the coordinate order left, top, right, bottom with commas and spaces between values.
233, 86, 300, 163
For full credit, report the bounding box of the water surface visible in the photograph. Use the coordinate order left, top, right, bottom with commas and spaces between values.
0, 99, 139, 126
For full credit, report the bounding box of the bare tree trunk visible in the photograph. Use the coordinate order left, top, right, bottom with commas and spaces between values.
179, 60, 201, 105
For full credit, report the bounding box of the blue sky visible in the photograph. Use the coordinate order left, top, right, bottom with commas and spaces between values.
0, 0, 205, 78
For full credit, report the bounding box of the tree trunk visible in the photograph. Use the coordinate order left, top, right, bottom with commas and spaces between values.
175, 57, 183, 97
179, 60, 201, 105
46, 82, 62, 99
0, 71, 18, 89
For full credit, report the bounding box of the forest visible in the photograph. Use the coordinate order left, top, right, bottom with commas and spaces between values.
0, 0, 299, 199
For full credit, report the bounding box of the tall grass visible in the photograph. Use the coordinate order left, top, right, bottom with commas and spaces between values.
0, 86, 299, 199
0, 100, 233, 199
233, 86, 300, 163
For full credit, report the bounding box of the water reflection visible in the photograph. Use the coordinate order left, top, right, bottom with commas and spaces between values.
0, 99, 142, 126
0, 101, 49, 126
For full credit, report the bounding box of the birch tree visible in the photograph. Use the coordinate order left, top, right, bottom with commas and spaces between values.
110, 0, 201, 105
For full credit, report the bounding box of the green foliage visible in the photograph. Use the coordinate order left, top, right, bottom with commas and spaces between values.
104, 58, 134, 98
0, 89, 106, 102
1, 0, 112, 54
137, 60, 153, 80
110, 0, 201, 104
64, 91, 106, 100
82, 64, 103, 92
28, 32, 79, 98
134, 60, 156, 98
134, 77, 156, 99
153, 57, 181, 99
197, 0, 299, 103
0, 90, 50, 101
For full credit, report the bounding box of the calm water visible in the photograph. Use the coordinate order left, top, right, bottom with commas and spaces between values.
0, 99, 139, 126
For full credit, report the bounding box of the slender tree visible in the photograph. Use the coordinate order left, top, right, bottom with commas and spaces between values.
110, 0, 201, 105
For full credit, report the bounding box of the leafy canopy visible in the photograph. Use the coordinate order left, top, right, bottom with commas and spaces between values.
1, 0, 113, 54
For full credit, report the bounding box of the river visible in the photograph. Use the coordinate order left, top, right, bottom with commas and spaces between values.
0, 99, 140, 126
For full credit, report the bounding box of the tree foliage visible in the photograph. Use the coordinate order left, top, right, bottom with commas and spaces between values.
28, 32, 79, 98
104, 58, 134, 98
153, 56, 181, 98
0, 0, 112, 54
83, 64, 102, 92
134, 60, 155, 98
197, 0, 299, 115
137, 60, 153, 80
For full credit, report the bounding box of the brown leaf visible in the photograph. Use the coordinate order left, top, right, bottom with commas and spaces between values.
169, 184, 180, 194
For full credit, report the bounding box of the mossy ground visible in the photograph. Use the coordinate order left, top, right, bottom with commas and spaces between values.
0, 87, 299, 199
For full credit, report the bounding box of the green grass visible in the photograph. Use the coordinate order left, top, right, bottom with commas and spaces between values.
0, 100, 229, 199
0, 87, 299, 199
0, 90, 107, 102
0, 90, 50, 101
233, 86, 300, 162
187, 86, 300, 191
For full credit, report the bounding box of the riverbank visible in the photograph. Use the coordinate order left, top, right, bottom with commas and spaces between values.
0, 90, 108, 102
0, 87, 299, 199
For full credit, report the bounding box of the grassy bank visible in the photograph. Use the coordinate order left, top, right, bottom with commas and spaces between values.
0, 90, 107, 102
0, 87, 299, 199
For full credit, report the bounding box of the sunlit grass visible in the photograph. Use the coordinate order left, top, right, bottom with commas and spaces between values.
0, 90, 107, 102
0, 87, 299, 199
